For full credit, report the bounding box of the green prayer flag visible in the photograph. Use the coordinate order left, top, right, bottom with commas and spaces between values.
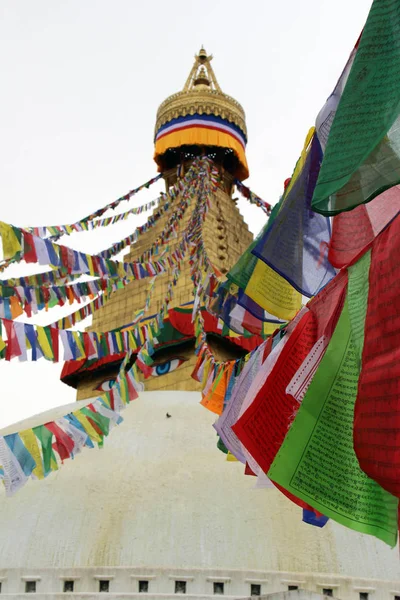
268, 297, 398, 546
217, 435, 229, 455
312, 0, 400, 215
347, 250, 371, 366
80, 407, 110, 436
33, 425, 54, 476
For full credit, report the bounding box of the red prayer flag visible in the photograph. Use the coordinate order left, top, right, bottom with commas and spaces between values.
329, 185, 400, 269
46, 421, 74, 462
232, 270, 348, 476
4, 320, 22, 361
354, 213, 400, 497
23, 232, 38, 264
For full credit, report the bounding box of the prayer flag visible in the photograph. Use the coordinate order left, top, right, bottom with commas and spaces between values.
232, 269, 348, 476
253, 135, 335, 297
354, 214, 400, 497
268, 298, 398, 547
312, 0, 400, 215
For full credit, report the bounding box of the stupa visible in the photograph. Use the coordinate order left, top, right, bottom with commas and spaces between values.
0, 49, 399, 600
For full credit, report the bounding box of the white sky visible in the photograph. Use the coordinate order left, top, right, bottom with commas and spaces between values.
0, 0, 372, 428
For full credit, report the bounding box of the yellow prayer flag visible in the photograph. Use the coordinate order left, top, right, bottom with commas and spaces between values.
115, 332, 123, 352
118, 377, 129, 405
246, 259, 302, 321
36, 327, 54, 361
86, 254, 95, 276
72, 331, 85, 359
284, 127, 315, 197
0, 222, 21, 260
73, 411, 102, 443
262, 322, 281, 336
128, 331, 137, 350
201, 357, 212, 389
19, 429, 44, 479
117, 262, 126, 280
226, 452, 238, 462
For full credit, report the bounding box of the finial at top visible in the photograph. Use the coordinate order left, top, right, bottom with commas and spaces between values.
183, 47, 221, 92
198, 46, 208, 62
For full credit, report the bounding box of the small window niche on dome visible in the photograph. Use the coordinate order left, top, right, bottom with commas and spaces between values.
25, 581, 36, 593
175, 580, 187, 594
139, 580, 149, 593
250, 584, 261, 596
213, 582, 224, 595
99, 580, 110, 593
63, 580, 74, 592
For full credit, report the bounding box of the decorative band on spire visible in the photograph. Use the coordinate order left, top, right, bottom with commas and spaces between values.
154, 113, 249, 180
155, 114, 247, 148
153, 48, 249, 181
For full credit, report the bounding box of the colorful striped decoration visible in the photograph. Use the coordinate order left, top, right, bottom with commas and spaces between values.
154, 113, 249, 180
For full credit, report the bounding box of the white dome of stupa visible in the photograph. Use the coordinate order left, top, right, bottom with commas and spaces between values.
0, 391, 399, 599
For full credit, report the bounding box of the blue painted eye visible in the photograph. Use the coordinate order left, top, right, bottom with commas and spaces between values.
150, 357, 186, 377
95, 379, 115, 392
156, 361, 172, 375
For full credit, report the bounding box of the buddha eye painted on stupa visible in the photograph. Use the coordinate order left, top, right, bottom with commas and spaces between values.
61, 323, 250, 399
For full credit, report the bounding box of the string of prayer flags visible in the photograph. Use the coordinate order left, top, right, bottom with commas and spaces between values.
0, 315, 149, 364
234, 180, 272, 215
92, 159, 207, 259
24, 174, 162, 239
0, 219, 191, 284
0, 161, 209, 282
268, 297, 399, 547
252, 133, 336, 298
312, 0, 400, 215
0, 352, 142, 495
0, 278, 111, 318
0, 267, 82, 288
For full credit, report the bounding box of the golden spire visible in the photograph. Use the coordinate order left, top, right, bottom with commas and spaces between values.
154, 47, 247, 139
183, 47, 222, 92
153, 47, 249, 180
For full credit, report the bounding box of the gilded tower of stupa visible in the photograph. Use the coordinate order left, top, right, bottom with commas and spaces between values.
72, 48, 253, 401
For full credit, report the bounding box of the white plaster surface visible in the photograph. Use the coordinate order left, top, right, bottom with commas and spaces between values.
0, 391, 399, 599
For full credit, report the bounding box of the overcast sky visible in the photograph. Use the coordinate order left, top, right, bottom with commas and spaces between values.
0, 0, 372, 428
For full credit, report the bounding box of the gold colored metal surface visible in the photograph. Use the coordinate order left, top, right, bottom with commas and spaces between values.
75, 49, 253, 400
154, 48, 247, 137
76, 180, 254, 400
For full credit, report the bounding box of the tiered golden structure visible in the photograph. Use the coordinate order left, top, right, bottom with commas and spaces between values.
76, 49, 253, 400
155, 47, 247, 142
